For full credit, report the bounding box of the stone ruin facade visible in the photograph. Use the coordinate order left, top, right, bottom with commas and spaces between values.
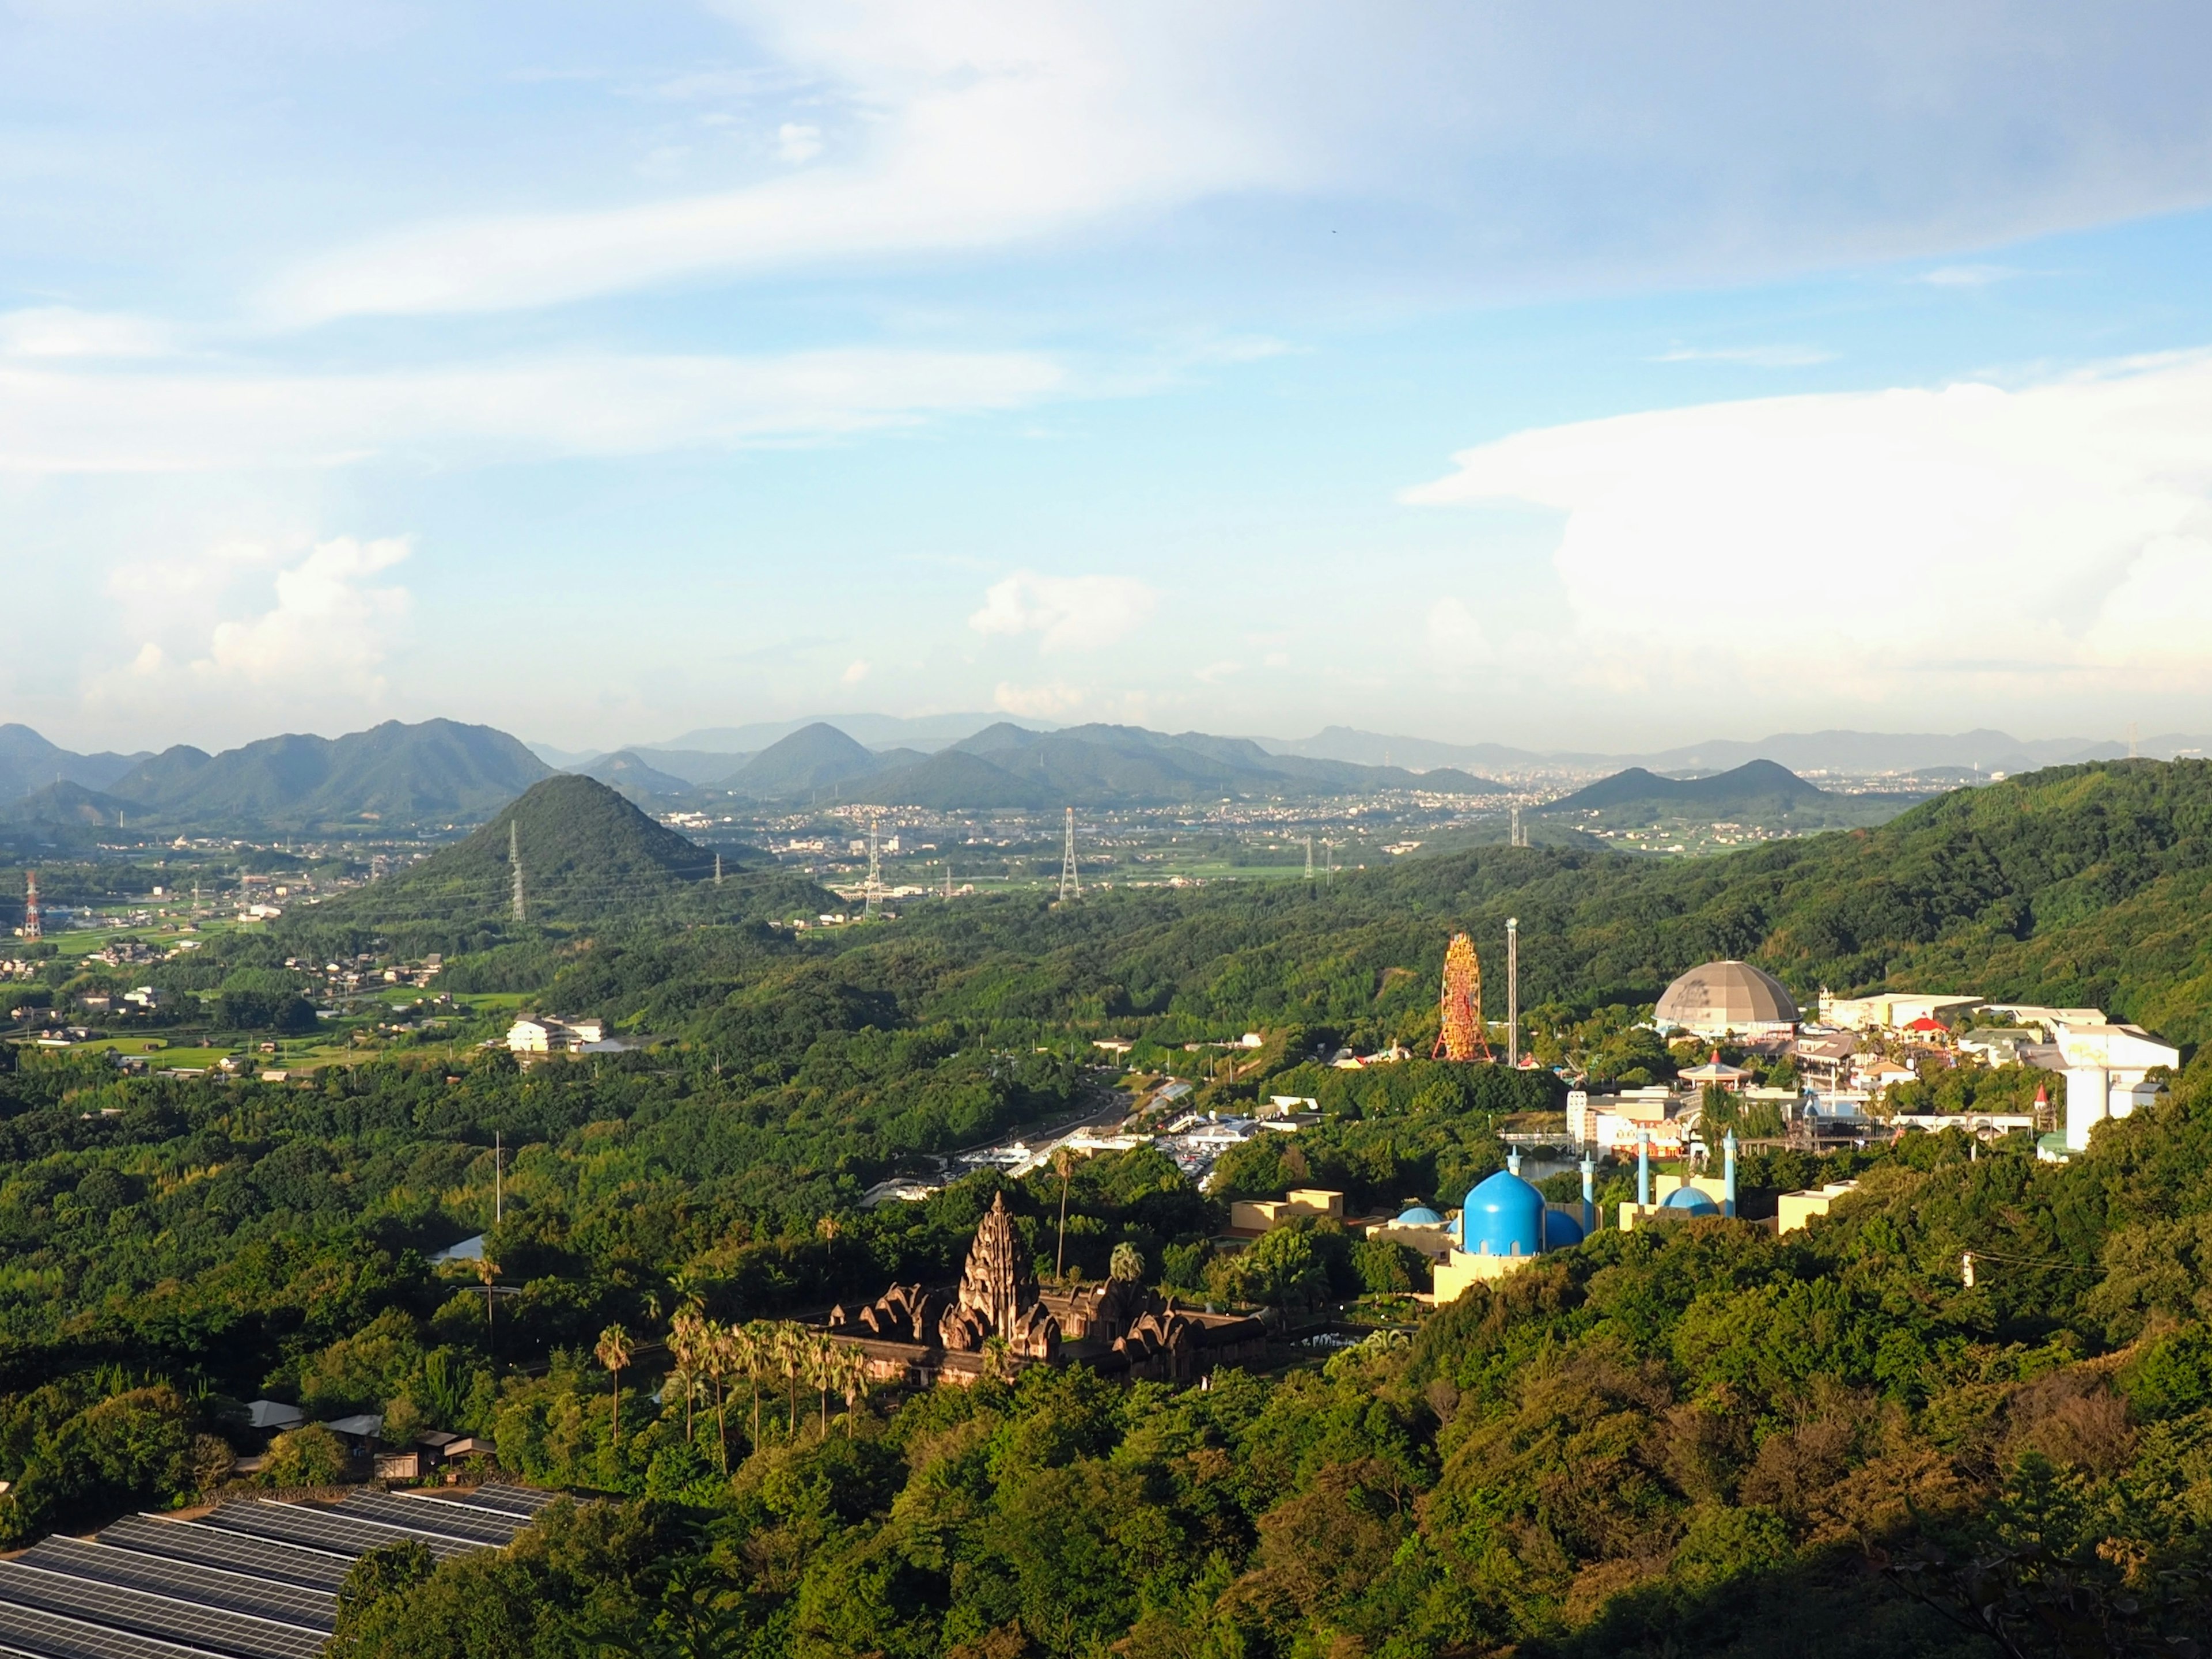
827, 1191, 1267, 1385
832, 1192, 1060, 1362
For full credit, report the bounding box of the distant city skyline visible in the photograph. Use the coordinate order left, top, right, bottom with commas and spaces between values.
6, 3, 2212, 752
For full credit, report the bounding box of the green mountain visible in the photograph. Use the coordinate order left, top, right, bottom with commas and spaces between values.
0, 725, 146, 805
107, 719, 550, 828
831, 721, 1507, 807
1540, 757, 1923, 832
318, 774, 715, 927
718, 723, 885, 797
576, 750, 691, 798
0, 779, 134, 829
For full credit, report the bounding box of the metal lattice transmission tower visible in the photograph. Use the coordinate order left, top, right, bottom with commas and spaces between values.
1304, 835, 1315, 879
21, 871, 39, 942
1059, 808, 1080, 902
509, 821, 526, 923
1510, 805, 1524, 847
865, 816, 882, 915
713, 853, 723, 887
1433, 932, 1492, 1062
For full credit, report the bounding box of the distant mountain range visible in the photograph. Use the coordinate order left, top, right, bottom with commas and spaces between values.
0, 724, 145, 804
1540, 757, 1930, 832
703, 721, 1506, 808
1260, 725, 2195, 778
0, 719, 548, 831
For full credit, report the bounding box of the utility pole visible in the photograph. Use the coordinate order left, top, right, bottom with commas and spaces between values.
1059, 808, 1080, 902
509, 822, 526, 923
494, 1130, 503, 1225
1506, 916, 1519, 1067
21, 871, 39, 942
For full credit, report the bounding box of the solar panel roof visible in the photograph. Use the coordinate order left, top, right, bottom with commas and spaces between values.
98, 1517, 354, 1593
17, 1539, 336, 1634
411, 1483, 558, 1518
193, 1501, 478, 1562
0, 1593, 240, 1659
0, 1561, 326, 1659
336, 1492, 524, 1546
25, 1488, 554, 1658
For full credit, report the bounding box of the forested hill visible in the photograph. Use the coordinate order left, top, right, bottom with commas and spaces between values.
306, 774, 832, 940
371, 757, 2212, 1061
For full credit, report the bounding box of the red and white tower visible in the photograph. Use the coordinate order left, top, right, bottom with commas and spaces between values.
21, 870, 40, 941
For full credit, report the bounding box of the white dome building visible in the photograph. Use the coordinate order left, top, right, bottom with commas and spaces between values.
1654, 960, 1800, 1040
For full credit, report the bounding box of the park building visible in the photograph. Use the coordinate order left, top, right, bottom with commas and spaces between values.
2054, 1019, 2178, 1153
1429, 1154, 1592, 1302
1653, 960, 1801, 1040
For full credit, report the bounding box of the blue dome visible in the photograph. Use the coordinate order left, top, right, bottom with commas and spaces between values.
1662, 1186, 1720, 1215
1543, 1207, 1586, 1248
1460, 1169, 1547, 1257
1394, 1205, 1444, 1226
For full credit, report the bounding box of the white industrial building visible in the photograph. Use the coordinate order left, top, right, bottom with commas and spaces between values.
2054, 1020, 2177, 1152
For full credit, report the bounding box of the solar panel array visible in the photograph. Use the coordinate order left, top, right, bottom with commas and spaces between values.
0, 1486, 548, 1659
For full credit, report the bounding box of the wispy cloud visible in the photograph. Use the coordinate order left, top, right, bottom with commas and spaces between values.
0, 349, 1064, 473
1919, 264, 2018, 288
0, 308, 175, 359
1652, 343, 1837, 368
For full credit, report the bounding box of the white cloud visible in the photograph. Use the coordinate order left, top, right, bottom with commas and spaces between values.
1406, 352, 2212, 704
994, 679, 1085, 718
1920, 264, 2017, 287
969, 570, 1159, 653
776, 122, 823, 164
254, 3, 2212, 323
1425, 596, 1489, 663
198, 536, 413, 689
1192, 660, 1241, 683
0, 349, 1063, 473
0, 307, 173, 359
1652, 344, 1837, 368
840, 658, 869, 684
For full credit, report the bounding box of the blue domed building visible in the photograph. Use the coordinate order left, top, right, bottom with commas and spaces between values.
1434, 1160, 1591, 1300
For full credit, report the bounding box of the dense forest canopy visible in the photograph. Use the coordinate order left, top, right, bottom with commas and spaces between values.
0, 759, 2210, 1654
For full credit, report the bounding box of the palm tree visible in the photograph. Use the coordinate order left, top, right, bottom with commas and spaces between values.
596, 1324, 633, 1450
838, 1348, 869, 1438
667, 1309, 705, 1443
776, 1323, 803, 1442
705, 1321, 736, 1473
1053, 1147, 1076, 1282
472, 1256, 499, 1357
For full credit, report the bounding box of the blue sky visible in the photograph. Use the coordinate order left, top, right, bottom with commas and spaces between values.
7, 1, 2212, 754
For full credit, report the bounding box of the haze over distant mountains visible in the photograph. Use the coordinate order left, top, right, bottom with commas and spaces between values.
545, 715, 2182, 786
0, 710, 2191, 834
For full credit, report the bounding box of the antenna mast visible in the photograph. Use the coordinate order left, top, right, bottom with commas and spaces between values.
865, 815, 881, 915
21, 871, 39, 942
1059, 808, 1080, 902
509, 821, 526, 923
1506, 917, 1520, 1067
714, 852, 723, 887
1304, 835, 1314, 879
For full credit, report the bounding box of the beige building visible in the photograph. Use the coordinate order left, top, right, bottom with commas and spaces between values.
1818, 991, 1981, 1031
1227, 1188, 1344, 1232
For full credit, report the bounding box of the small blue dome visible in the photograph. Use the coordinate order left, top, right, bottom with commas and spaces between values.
1662, 1186, 1720, 1215
1461, 1169, 1547, 1257
1394, 1205, 1444, 1226
1543, 1207, 1586, 1248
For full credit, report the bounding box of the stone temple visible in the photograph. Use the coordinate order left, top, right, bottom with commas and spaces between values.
827, 1191, 1264, 1385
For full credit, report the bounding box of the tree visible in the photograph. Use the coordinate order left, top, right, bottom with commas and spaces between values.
1109, 1242, 1145, 1283
472, 1256, 500, 1357
594, 1325, 632, 1451
1054, 1146, 1076, 1282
